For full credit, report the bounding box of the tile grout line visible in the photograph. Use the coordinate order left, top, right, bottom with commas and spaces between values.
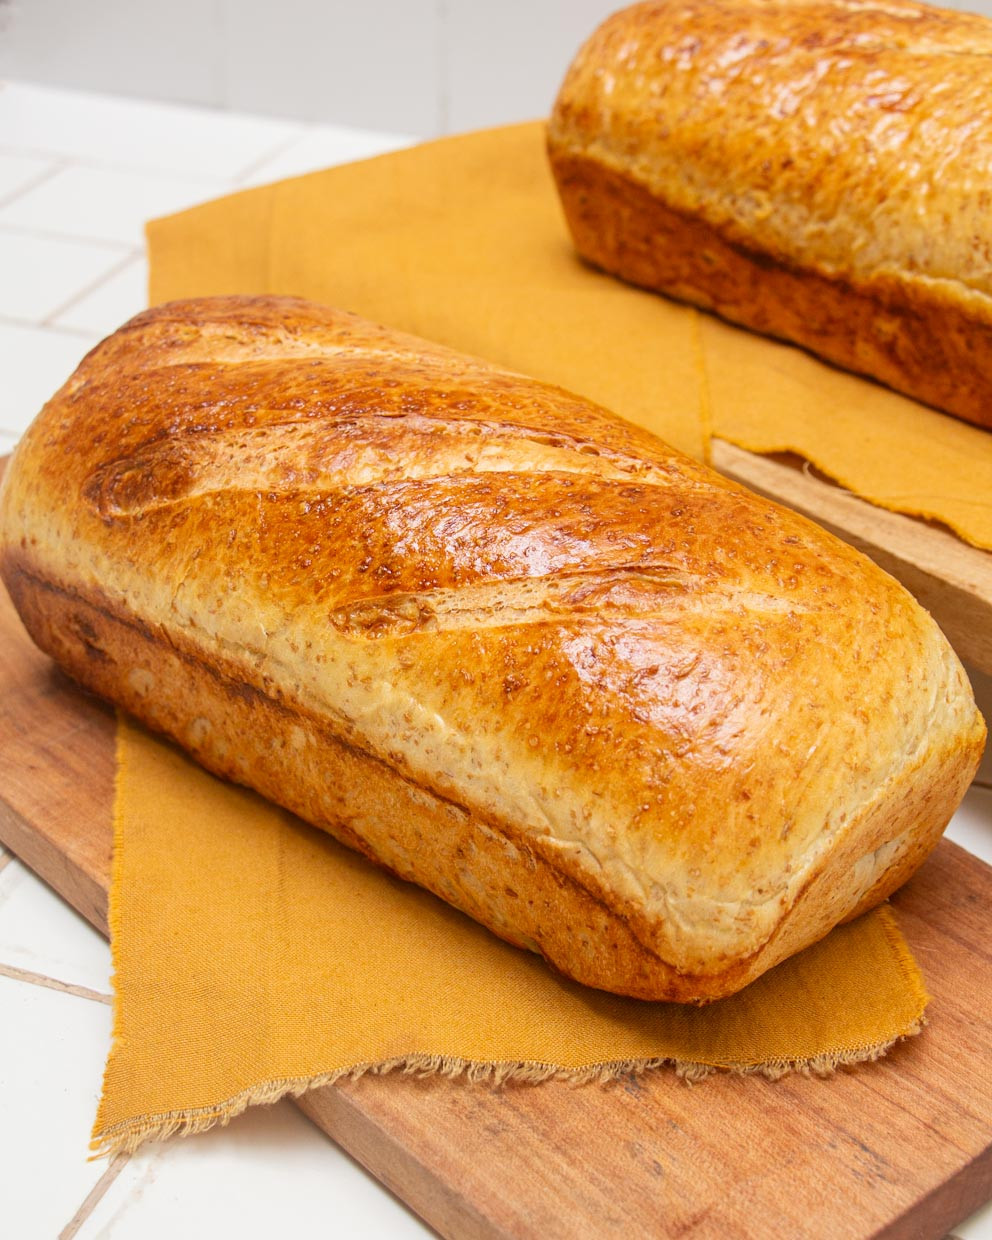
0, 132, 412, 185
228, 130, 308, 186
435, 0, 450, 135
0, 309, 100, 338
0, 157, 68, 210
0, 141, 292, 184
0, 219, 142, 252
44, 250, 144, 327
0, 141, 248, 186
0, 960, 112, 1005
0, 218, 135, 252
59, 1152, 131, 1240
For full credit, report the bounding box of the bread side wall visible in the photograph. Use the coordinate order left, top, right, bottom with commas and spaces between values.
4, 554, 978, 1001
548, 148, 992, 431
2, 555, 731, 1001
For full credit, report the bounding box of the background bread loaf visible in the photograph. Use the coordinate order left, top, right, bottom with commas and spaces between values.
548, 0, 992, 430
0, 296, 983, 1001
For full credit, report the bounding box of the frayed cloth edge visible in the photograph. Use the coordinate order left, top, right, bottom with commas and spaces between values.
89, 1018, 925, 1157
713, 431, 991, 552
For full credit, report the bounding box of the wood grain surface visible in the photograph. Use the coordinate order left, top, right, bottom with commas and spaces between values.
2, 452, 992, 1239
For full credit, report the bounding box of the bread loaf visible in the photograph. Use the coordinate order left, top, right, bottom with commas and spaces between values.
548, 0, 992, 430
0, 296, 983, 1001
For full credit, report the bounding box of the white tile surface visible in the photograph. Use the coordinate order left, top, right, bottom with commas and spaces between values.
958, 1198, 992, 1239
0, 81, 300, 180
0, 973, 113, 1239
0, 858, 112, 994
0, 230, 128, 323
54, 253, 149, 336
0, 163, 223, 247
76, 1097, 434, 1239
945, 786, 992, 868
240, 124, 415, 188
0, 320, 99, 436
0, 429, 20, 456
0, 149, 59, 204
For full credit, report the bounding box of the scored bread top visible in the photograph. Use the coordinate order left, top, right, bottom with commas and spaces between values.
0, 296, 983, 988
548, 0, 992, 301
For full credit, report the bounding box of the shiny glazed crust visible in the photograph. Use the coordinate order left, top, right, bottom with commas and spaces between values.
548, 0, 992, 430
0, 296, 984, 1001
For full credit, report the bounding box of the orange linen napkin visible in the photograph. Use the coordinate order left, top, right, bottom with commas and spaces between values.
93, 720, 928, 1154
146, 120, 992, 550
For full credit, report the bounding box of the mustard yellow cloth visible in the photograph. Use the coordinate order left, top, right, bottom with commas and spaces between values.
146, 120, 992, 550
93, 720, 928, 1153
93, 121, 947, 1153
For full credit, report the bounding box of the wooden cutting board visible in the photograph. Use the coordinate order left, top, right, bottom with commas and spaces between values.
1, 487, 991, 1239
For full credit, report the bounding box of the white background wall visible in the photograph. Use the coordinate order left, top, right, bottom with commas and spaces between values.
2, 0, 992, 137
0, 1, 623, 136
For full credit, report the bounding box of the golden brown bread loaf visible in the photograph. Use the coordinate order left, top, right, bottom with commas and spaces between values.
0, 296, 983, 1001
548, 0, 992, 430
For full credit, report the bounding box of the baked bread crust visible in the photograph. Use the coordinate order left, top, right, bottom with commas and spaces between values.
548, 0, 992, 430
0, 296, 983, 1001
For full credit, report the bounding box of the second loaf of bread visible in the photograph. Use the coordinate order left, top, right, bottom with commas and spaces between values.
0, 296, 983, 1001
548, 0, 992, 430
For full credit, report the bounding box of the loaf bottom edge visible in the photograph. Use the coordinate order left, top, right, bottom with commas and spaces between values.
0, 559, 739, 1002
2, 557, 969, 1003
548, 146, 992, 433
